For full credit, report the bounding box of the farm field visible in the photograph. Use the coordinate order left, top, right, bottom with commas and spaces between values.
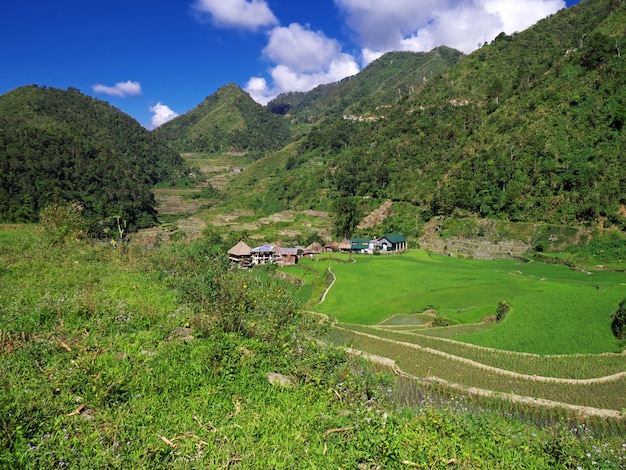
2, 225, 626, 467
302, 250, 626, 355
286, 250, 626, 415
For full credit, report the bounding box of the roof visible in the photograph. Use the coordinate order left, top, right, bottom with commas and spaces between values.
304, 242, 323, 253
227, 240, 251, 256
338, 238, 352, 250
278, 247, 298, 255
381, 234, 406, 243
251, 244, 274, 253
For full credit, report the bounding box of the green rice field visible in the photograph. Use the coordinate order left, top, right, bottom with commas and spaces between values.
284, 250, 626, 413
299, 250, 626, 355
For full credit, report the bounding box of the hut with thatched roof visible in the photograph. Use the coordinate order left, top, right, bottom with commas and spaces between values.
277, 247, 299, 266
338, 238, 352, 252
324, 241, 339, 252
303, 242, 323, 258
227, 241, 252, 264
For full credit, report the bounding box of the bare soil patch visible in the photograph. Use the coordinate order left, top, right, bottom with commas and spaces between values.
358, 200, 393, 229
153, 189, 205, 216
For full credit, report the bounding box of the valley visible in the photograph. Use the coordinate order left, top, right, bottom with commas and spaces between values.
1, 0, 625, 466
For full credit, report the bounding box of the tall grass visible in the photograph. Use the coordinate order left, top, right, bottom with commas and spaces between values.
341, 324, 626, 379
332, 327, 626, 412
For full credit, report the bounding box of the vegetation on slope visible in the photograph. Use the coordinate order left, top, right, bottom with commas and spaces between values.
2, 224, 625, 468
301, 251, 624, 354
0, 85, 186, 234
221, 0, 626, 238
267, 47, 463, 128
154, 83, 291, 158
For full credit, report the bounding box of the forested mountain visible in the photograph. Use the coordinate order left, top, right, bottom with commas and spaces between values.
267, 46, 464, 128
2, 0, 624, 240
0, 85, 185, 233
228, 0, 626, 235
153, 83, 290, 158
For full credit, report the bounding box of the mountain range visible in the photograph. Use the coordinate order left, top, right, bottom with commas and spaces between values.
0, 0, 624, 241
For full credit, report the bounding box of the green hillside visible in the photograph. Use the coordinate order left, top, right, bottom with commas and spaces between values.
267, 46, 463, 130
154, 83, 291, 158
222, 0, 625, 237
0, 85, 185, 233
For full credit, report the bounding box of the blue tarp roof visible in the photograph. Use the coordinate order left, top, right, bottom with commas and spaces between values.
251, 244, 274, 253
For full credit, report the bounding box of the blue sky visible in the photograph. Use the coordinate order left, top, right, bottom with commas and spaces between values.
1, 0, 580, 129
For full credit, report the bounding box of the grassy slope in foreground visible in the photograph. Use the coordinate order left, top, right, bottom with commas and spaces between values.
310, 250, 625, 355
2, 225, 626, 468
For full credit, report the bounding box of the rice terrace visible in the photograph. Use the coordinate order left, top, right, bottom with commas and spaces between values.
3, 0, 626, 465
285, 250, 626, 420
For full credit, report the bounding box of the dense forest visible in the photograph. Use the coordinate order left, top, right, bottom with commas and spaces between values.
227, 0, 625, 235
154, 83, 291, 158
0, 85, 186, 234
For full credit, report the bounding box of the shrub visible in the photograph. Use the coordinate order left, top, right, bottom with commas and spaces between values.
40, 200, 89, 244
610, 298, 626, 344
496, 300, 510, 322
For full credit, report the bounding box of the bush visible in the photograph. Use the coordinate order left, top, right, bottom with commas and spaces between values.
40, 200, 89, 244
496, 300, 510, 322
610, 298, 626, 344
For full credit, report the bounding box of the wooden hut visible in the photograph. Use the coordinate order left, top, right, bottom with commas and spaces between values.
338, 238, 352, 252
303, 242, 323, 257
227, 241, 252, 264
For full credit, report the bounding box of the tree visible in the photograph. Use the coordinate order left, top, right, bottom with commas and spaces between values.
332, 197, 361, 238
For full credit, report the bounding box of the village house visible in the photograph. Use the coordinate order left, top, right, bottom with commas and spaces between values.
324, 241, 339, 252
350, 238, 371, 253
338, 239, 352, 253
302, 242, 323, 258
277, 247, 299, 266
227, 240, 252, 264
227, 233, 407, 269
251, 244, 275, 265
378, 234, 407, 252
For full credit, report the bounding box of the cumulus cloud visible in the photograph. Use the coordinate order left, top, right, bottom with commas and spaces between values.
92, 80, 142, 97
335, 0, 566, 62
246, 24, 360, 104
263, 23, 344, 73
149, 102, 179, 128
193, 0, 278, 30
191, 0, 359, 104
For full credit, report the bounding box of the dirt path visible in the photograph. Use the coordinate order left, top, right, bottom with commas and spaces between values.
318, 268, 336, 304
339, 327, 626, 385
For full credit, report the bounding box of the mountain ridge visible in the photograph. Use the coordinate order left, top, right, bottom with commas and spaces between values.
0, 85, 185, 233
153, 83, 291, 158
219, 0, 626, 237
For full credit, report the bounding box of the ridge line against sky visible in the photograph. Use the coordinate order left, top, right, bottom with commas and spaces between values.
1, 0, 580, 129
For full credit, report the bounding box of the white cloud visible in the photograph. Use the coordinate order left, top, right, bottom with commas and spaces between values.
335, 0, 566, 61
92, 80, 142, 97
149, 102, 179, 128
245, 77, 273, 104
263, 23, 344, 73
482, 0, 565, 33
245, 24, 360, 104
193, 0, 278, 30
